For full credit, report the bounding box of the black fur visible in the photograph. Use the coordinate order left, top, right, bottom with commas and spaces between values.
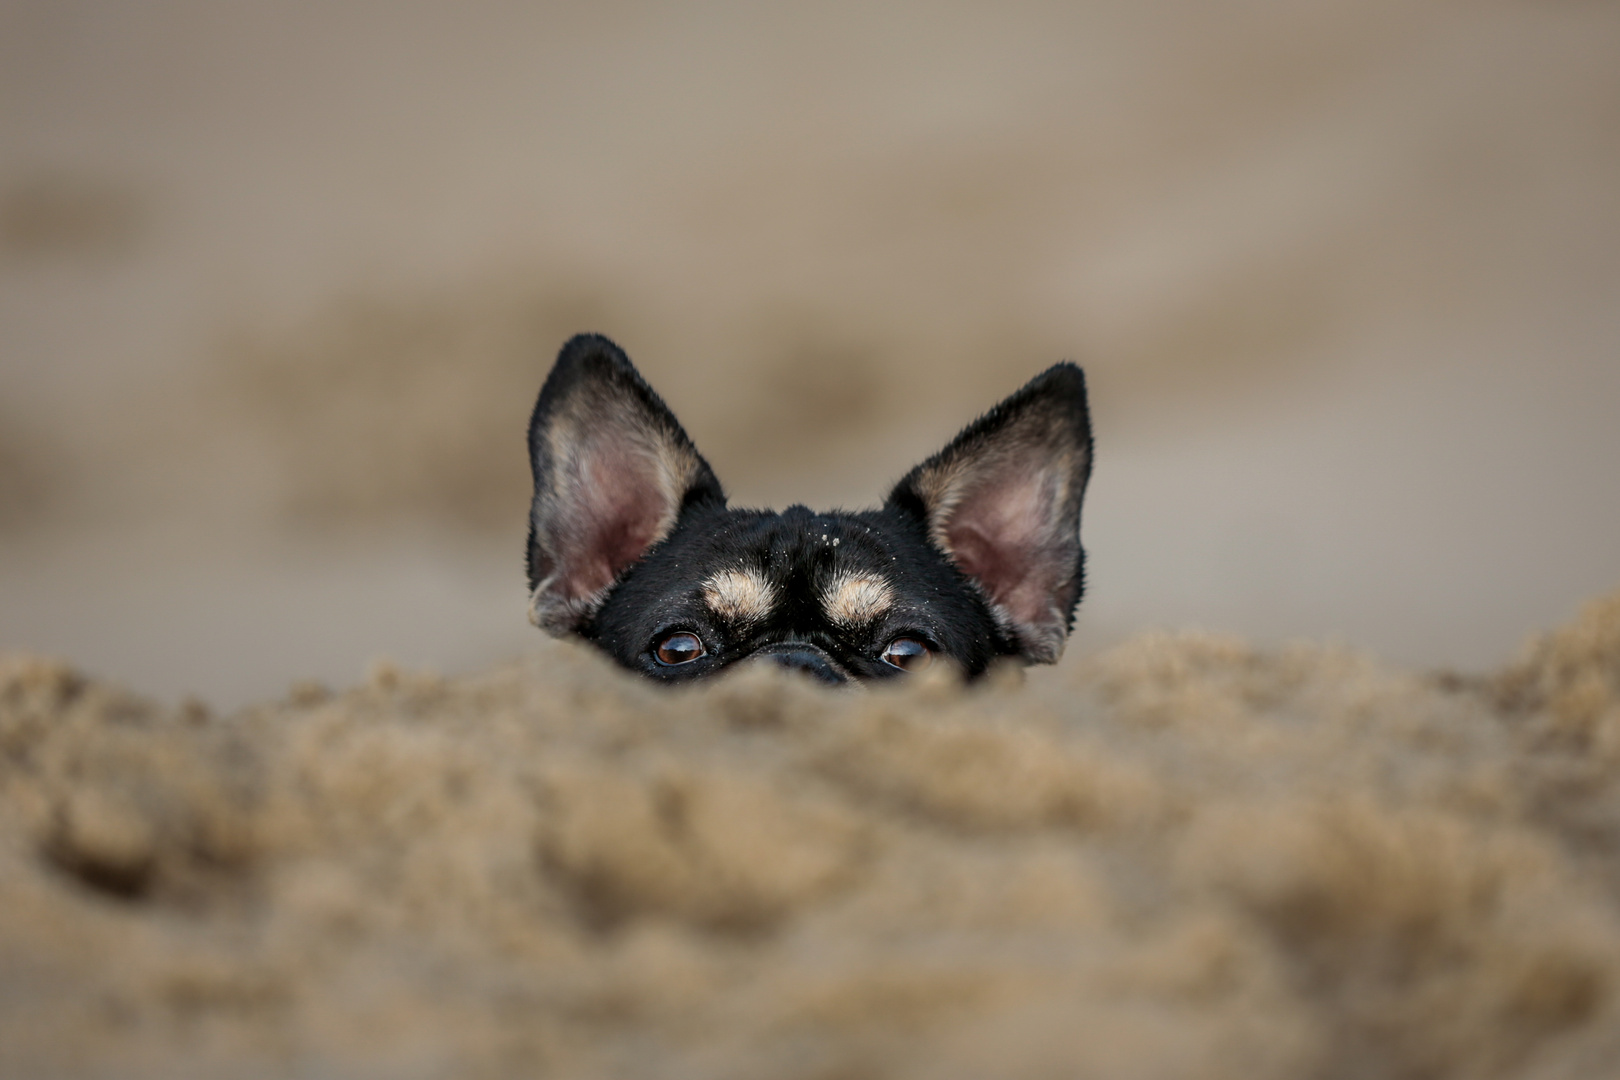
526, 334, 1092, 684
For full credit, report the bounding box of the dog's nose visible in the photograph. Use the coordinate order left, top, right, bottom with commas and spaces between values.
756, 645, 849, 686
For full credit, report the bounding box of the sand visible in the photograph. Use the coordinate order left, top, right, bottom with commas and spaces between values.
5, 593, 1620, 1079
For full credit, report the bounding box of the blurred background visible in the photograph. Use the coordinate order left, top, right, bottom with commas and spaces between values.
1, 0, 1617, 708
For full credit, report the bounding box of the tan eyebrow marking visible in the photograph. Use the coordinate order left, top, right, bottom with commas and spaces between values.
822, 572, 896, 628
703, 568, 777, 624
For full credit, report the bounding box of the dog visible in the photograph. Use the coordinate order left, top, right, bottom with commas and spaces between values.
526, 334, 1092, 685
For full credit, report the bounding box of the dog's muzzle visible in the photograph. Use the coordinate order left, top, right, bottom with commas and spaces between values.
748, 642, 851, 686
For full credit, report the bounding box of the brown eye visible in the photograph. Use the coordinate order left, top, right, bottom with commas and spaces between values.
880, 637, 933, 672
654, 631, 706, 666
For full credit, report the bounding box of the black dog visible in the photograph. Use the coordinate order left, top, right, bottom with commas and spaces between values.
526, 334, 1092, 684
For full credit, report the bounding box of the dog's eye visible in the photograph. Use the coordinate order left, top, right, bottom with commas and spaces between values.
880, 637, 933, 672
654, 631, 706, 666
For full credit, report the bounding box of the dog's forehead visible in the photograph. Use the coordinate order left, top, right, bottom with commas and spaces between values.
696, 509, 900, 626
819, 569, 896, 628
701, 566, 776, 625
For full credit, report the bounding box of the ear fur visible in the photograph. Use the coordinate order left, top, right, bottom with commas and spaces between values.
526, 334, 724, 635
886, 363, 1092, 664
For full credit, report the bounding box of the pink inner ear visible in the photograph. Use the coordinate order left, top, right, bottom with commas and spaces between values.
943, 468, 1066, 629
558, 445, 670, 602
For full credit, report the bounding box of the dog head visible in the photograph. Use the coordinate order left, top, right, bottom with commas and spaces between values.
526, 334, 1092, 684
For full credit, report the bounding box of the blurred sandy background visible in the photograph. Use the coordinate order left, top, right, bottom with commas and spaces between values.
2, 0, 1619, 707
7, 7, 1620, 1077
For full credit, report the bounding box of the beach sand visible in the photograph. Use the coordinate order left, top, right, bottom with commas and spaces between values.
5, 592, 1620, 1078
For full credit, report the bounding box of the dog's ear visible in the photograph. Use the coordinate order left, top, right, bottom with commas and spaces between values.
887, 363, 1092, 664
526, 334, 724, 635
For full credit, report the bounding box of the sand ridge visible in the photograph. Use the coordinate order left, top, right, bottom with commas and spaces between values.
4, 593, 1620, 1078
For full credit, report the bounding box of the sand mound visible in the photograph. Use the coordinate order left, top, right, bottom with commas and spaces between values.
5, 595, 1620, 1079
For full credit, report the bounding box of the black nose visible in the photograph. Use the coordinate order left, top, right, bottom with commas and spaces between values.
761, 646, 848, 686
